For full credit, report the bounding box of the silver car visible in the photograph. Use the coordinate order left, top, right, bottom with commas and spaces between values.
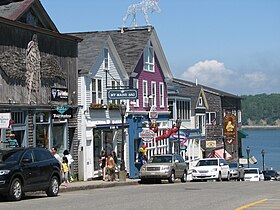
139, 154, 188, 183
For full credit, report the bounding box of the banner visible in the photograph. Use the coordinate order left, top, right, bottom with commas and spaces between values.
0, 113, 11, 128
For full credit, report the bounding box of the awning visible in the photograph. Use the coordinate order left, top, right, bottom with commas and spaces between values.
208, 148, 232, 160
238, 130, 248, 139
95, 123, 129, 130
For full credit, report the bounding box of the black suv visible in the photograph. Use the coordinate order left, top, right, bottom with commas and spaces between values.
0, 147, 61, 201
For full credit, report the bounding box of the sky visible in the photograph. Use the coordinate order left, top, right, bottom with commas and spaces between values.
41, 0, 280, 96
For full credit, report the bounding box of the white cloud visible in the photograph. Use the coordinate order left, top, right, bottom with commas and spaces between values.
244, 72, 268, 82
181, 60, 234, 89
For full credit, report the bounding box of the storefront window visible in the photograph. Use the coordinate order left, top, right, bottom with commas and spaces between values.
104, 131, 113, 155
93, 130, 101, 170
52, 124, 66, 155
36, 112, 49, 123
36, 124, 49, 148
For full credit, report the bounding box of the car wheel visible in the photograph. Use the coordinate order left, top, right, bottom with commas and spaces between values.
168, 171, 175, 183
8, 178, 22, 201
46, 176, 59, 197
181, 171, 187, 183
226, 173, 230, 181
216, 173, 222, 182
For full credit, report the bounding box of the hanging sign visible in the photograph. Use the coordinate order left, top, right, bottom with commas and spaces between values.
139, 128, 155, 143
51, 105, 72, 119
0, 113, 11, 128
51, 88, 68, 102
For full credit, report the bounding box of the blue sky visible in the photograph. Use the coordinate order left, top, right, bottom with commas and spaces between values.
41, 0, 280, 96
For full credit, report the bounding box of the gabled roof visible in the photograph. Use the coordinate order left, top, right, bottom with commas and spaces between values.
0, 0, 58, 32
69, 26, 173, 80
173, 78, 241, 99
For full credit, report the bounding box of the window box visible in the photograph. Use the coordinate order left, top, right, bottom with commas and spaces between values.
90, 103, 107, 109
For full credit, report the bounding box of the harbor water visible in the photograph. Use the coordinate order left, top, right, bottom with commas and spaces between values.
242, 128, 280, 172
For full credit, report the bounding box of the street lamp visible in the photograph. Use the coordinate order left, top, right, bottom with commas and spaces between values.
176, 118, 182, 154
119, 102, 126, 181
222, 136, 226, 159
261, 149, 265, 171
246, 146, 250, 168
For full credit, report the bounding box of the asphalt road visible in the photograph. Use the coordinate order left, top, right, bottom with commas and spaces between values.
1, 180, 280, 210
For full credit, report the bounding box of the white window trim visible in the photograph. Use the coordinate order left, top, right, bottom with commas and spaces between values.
159, 82, 164, 108
199, 97, 203, 106
143, 41, 154, 72
143, 80, 148, 107
103, 48, 109, 70
151, 81, 156, 107
133, 79, 139, 107
92, 78, 103, 104
206, 112, 217, 125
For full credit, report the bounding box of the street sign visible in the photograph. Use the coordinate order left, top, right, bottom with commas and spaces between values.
139, 128, 155, 143
107, 89, 138, 100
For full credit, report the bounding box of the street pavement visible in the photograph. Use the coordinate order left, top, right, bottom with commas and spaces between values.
59, 178, 140, 193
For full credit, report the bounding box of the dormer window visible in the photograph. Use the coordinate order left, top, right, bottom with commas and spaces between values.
104, 48, 109, 70
199, 97, 203, 106
144, 41, 154, 72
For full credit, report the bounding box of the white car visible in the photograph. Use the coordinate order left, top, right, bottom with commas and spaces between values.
191, 158, 230, 181
244, 168, 263, 181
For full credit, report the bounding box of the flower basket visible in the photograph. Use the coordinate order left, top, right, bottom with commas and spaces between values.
89, 103, 107, 109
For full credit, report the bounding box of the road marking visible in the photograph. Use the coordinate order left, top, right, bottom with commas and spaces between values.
236, 199, 268, 210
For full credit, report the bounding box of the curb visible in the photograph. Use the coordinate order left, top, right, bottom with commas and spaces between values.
59, 180, 140, 193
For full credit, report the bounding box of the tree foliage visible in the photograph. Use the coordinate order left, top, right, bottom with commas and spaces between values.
241, 94, 280, 125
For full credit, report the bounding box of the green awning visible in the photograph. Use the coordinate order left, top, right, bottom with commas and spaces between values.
238, 130, 248, 139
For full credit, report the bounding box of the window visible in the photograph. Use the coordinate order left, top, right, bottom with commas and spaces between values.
199, 97, 203, 106
206, 112, 217, 125
21, 150, 34, 163
143, 41, 154, 72
143, 80, 148, 107
111, 80, 120, 105
133, 79, 139, 107
151, 81, 156, 106
92, 78, 102, 104
176, 100, 191, 120
103, 48, 109, 70
33, 149, 53, 162
11, 112, 25, 124
159, 82, 164, 107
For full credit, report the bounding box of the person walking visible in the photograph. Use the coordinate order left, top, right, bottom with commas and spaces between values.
99, 150, 107, 181
63, 150, 74, 182
106, 153, 115, 181
51, 147, 62, 163
61, 156, 70, 188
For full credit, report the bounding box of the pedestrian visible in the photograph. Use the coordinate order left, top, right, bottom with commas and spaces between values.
7, 133, 19, 148
63, 149, 74, 182
142, 154, 148, 165
51, 147, 62, 163
99, 150, 107, 181
61, 156, 70, 188
106, 153, 115, 181
111, 151, 118, 180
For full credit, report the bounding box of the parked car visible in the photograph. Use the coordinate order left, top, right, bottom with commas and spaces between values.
244, 168, 263, 181
262, 170, 280, 181
229, 162, 245, 181
139, 154, 188, 183
0, 147, 62, 201
191, 158, 230, 181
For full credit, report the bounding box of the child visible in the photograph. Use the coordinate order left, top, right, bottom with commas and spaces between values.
62, 156, 70, 187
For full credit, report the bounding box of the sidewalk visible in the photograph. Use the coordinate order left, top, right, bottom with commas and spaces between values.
59, 178, 140, 193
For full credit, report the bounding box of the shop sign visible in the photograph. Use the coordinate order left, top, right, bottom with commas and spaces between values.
107, 89, 138, 100
51, 88, 68, 102
149, 105, 158, 119
0, 113, 11, 128
224, 113, 237, 143
139, 128, 155, 143
206, 140, 216, 148
52, 105, 72, 119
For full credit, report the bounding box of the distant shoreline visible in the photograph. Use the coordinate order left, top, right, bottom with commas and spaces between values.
242, 125, 280, 129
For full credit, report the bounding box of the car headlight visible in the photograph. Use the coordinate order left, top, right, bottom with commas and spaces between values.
0, 170, 10, 175
211, 168, 218, 172
140, 166, 146, 171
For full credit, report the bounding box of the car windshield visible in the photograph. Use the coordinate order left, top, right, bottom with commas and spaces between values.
229, 163, 238, 168
149, 156, 172, 163
196, 159, 218, 166
0, 149, 23, 163
244, 169, 258, 174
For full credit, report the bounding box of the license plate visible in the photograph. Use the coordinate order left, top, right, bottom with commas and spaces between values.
200, 174, 206, 176
151, 172, 155, 175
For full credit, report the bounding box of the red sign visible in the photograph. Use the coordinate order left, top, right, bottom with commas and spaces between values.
139, 128, 155, 142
